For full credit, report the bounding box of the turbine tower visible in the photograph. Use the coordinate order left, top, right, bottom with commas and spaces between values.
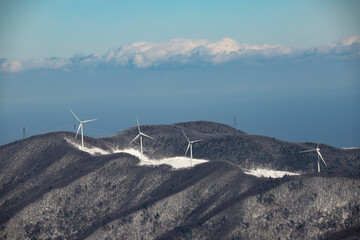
182, 129, 203, 166
300, 140, 327, 172
70, 110, 97, 148
129, 117, 155, 162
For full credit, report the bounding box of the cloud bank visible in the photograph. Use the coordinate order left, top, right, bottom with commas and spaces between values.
1, 36, 359, 72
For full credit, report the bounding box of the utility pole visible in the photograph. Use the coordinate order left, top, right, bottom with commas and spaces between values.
234, 116, 237, 129
23, 127, 26, 139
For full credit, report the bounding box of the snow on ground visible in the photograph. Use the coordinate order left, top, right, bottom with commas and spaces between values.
66, 138, 299, 174
341, 147, 360, 150
66, 138, 110, 155
114, 149, 208, 169
243, 168, 300, 178
65, 138, 207, 169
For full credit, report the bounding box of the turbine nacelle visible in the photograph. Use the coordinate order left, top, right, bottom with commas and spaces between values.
190, 140, 203, 144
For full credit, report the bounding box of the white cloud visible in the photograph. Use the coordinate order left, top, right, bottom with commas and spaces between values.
28, 57, 70, 69
339, 35, 360, 46
1, 60, 24, 72
306, 35, 360, 57
106, 38, 209, 68
202, 38, 241, 55
1, 36, 359, 72
0, 57, 70, 72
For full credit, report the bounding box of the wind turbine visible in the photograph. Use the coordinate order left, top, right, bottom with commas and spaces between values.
300, 139, 327, 172
70, 110, 97, 148
129, 117, 155, 162
182, 129, 203, 166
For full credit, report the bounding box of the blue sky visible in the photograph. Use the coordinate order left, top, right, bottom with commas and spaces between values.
0, 1, 359, 147
1, 0, 359, 59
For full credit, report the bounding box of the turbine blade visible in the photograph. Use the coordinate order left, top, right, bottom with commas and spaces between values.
317, 150, 327, 166
300, 149, 316, 153
317, 136, 322, 149
137, 116, 141, 133
70, 110, 81, 122
185, 144, 190, 156
129, 134, 140, 145
182, 129, 190, 142
141, 133, 155, 140
75, 124, 81, 140
192, 140, 203, 143
82, 119, 97, 123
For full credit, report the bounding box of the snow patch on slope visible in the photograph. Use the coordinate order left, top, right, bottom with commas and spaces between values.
243, 168, 300, 178
114, 148, 208, 169
65, 138, 207, 169
66, 139, 109, 155
65, 138, 298, 174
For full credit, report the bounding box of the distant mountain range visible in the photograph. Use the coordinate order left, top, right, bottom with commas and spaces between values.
1, 121, 359, 239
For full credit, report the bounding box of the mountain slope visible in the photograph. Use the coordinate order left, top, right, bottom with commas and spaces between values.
159, 175, 360, 239
1, 121, 360, 239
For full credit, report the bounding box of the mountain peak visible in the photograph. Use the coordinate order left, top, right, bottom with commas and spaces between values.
174, 120, 246, 135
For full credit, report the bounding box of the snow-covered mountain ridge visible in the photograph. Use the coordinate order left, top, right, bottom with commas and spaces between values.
1, 121, 359, 239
